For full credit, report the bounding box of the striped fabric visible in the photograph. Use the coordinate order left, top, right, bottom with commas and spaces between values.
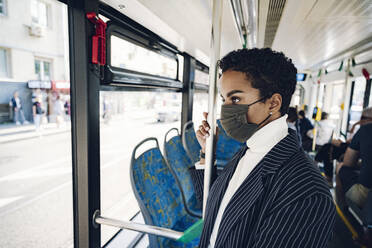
197, 129, 335, 248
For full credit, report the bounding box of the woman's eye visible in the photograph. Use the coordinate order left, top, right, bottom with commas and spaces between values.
231, 96, 240, 104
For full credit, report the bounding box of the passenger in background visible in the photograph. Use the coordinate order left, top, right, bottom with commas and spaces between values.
286, 107, 301, 145
315, 107, 372, 187
336, 123, 372, 209
305, 112, 334, 151
298, 110, 313, 151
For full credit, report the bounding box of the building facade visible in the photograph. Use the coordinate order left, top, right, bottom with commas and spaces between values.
0, 0, 69, 122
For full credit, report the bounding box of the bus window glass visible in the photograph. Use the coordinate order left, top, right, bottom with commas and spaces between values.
192, 92, 221, 126
349, 77, 366, 127
99, 91, 182, 245
177, 54, 184, 82
290, 86, 301, 107
194, 69, 209, 85
0, 1, 73, 247
193, 92, 208, 126
330, 83, 344, 120
110, 35, 178, 79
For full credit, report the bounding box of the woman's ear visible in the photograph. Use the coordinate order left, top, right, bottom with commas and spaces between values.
269, 93, 282, 114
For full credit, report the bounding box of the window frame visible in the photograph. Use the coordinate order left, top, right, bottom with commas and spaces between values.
105, 24, 182, 89
100, 3, 182, 90
67, 1, 210, 247
193, 60, 209, 92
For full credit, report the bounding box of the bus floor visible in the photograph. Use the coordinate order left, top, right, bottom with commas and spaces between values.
329, 211, 361, 248
329, 187, 366, 248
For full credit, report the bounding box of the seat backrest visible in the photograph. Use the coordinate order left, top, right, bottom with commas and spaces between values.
182, 121, 201, 164
216, 119, 245, 166
130, 138, 187, 248
164, 128, 202, 216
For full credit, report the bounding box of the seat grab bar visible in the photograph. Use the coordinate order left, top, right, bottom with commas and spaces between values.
93, 211, 183, 240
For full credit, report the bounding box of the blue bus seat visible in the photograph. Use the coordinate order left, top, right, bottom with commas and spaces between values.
182, 121, 201, 164
215, 119, 245, 167
130, 137, 200, 248
163, 128, 202, 218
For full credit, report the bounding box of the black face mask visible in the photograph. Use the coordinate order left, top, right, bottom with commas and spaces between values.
220, 98, 272, 143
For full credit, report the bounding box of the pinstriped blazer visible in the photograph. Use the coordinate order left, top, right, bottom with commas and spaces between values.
198, 129, 335, 248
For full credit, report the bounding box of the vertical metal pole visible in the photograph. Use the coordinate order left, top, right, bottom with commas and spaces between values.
203, 0, 223, 217
363, 79, 371, 108
346, 81, 355, 132
312, 78, 321, 151
340, 59, 351, 135
69, 1, 101, 247
181, 54, 196, 134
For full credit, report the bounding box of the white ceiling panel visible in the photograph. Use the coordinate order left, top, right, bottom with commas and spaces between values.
101, 0, 242, 65
272, 0, 372, 71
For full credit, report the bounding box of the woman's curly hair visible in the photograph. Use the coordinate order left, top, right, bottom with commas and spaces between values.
219, 48, 297, 115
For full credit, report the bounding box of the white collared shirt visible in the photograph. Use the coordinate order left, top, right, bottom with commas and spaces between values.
209, 115, 288, 247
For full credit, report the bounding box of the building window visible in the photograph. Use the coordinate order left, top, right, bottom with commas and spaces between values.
0, 48, 9, 78
31, 0, 48, 27
0, 0, 6, 15
35, 59, 51, 80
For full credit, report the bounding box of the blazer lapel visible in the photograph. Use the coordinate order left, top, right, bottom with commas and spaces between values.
214, 129, 300, 246
199, 147, 248, 247
214, 161, 264, 247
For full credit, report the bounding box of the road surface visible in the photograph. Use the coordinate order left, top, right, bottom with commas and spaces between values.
0, 116, 181, 247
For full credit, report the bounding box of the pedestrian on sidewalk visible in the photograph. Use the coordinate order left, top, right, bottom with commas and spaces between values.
33, 97, 44, 132
54, 95, 64, 128
9, 91, 28, 125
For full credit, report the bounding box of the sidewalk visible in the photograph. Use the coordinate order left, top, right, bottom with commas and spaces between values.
0, 111, 157, 144
0, 122, 71, 144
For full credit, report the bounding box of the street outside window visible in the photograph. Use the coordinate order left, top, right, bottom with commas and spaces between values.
0, 1, 71, 247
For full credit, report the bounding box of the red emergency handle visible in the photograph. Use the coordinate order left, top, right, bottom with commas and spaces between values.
86, 12, 107, 66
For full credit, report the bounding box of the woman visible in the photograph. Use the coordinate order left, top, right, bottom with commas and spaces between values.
194, 48, 335, 248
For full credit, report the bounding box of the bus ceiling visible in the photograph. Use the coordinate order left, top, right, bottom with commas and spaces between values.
101, 0, 247, 65
101, 0, 372, 75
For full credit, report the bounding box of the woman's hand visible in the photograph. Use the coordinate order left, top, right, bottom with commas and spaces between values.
196, 112, 210, 153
